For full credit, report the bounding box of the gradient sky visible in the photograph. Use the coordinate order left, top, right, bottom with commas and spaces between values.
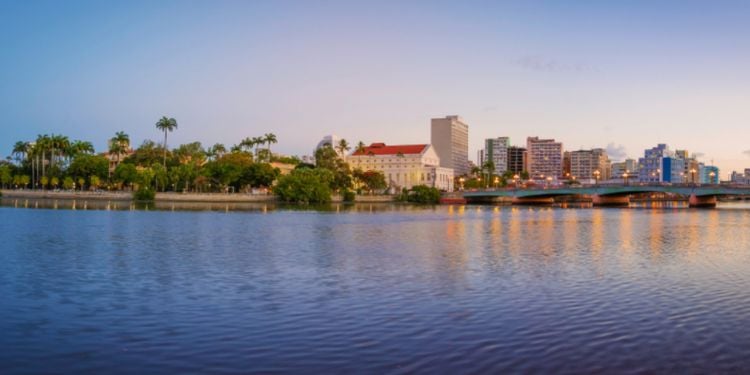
2, 0, 749, 176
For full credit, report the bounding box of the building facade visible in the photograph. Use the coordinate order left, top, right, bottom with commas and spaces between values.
347, 143, 454, 192
611, 159, 638, 181
507, 146, 526, 175
482, 137, 510, 175
569, 148, 611, 182
700, 165, 720, 184
638, 144, 684, 183
526, 137, 563, 180
431, 115, 469, 176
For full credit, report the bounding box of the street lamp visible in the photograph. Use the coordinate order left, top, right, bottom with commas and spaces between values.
690, 168, 697, 185
593, 170, 600, 185
494, 176, 499, 189
546, 176, 553, 187
709, 171, 716, 185
458, 177, 465, 191
513, 174, 520, 188
623, 172, 629, 186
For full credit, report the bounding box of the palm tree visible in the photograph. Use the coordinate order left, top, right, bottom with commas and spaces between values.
155, 116, 178, 167
264, 133, 277, 156
109, 131, 130, 165
336, 139, 350, 157
355, 141, 366, 154
211, 143, 226, 159
240, 137, 256, 153
12, 141, 29, 164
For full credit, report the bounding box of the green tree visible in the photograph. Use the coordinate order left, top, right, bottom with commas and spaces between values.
0, 165, 12, 188
242, 163, 280, 188
336, 138, 350, 157
68, 154, 109, 181
50, 176, 59, 190
40, 176, 49, 190
113, 163, 138, 189
90, 175, 101, 190
155, 116, 178, 168
314, 145, 352, 192
275, 168, 333, 204
264, 133, 277, 160
353, 169, 387, 193
62, 176, 74, 190
398, 185, 441, 204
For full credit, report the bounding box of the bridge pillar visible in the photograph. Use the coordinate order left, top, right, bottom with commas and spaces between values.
592, 195, 630, 207
512, 197, 555, 205
688, 194, 717, 208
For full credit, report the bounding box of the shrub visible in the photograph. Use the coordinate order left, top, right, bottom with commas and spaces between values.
398, 185, 441, 204
275, 168, 333, 204
342, 190, 356, 202
134, 187, 156, 202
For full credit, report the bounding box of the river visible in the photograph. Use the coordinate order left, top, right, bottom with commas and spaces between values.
1, 201, 750, 373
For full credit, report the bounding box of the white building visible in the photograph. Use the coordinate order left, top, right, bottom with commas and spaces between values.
314, 135, 344, 158
526, 136, 563, 180
346, 143, 454, 192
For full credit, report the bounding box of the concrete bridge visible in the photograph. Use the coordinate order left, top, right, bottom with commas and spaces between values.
461, 184, 750, 208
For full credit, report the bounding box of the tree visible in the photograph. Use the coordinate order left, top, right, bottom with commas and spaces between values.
50, 176, 59, 190
90, 175, 101, 190
68, 155, 109, 182
314, 145, 352, 192
355, 141, 366, 154
264, 133, 277, 159
155, 116, 178, 168
113, 163, 138, 189
0, 165, 12, 188
109, 131, 130, 166
398, 185, 441, 204
354, 169, 387, 193
336, 139, 350, 157
12, 141, 29, 164
275, 168, 333, 204
241, 163, 280, 188
40, 176, 49, 190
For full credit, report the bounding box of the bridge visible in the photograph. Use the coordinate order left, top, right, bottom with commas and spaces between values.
461, 184, 750, 208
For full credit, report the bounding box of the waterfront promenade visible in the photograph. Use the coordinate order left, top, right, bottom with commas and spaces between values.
0, 190, 395, 203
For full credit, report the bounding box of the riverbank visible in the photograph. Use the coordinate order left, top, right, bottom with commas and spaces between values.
0, 189, 397, 204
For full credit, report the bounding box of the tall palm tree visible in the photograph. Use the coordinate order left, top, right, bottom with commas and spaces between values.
336, 139, 350, 158
155, 116, 178, 167
252, 136, 263, 155
109, 131, 130, 164
264, 133, 277, 156
12, 141, 29, 164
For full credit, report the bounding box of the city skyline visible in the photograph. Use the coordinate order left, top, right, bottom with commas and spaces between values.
2, 1, 750, 174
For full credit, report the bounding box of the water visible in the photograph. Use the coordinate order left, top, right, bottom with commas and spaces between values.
2, 201, 750, 373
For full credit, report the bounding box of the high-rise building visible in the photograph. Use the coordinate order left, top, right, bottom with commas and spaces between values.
638, 144, 684, 183
731, 169, 750, 185
431, 115, 469, 176
526, 137, 563, 180
482, 137, 510, 175
569, 149, 611, 182
507, 146, 526, 175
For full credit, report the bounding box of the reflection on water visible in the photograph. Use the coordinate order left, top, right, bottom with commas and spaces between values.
1, 203, 750, 373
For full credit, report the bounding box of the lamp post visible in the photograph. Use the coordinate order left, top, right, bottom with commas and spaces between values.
593, 170, 600, 185
458, 177, 465, 191
623, 172, 629, 186
656, 168, 661, 183
546, 176, 553, 187
709, 171, 716, 185
494, 176, 499, 189
513, 174, 520, 188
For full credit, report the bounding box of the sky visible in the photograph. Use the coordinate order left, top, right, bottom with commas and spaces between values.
1, 0, 749, 176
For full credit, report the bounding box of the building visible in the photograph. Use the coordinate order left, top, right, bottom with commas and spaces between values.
611, 159, 638, 181
731, 169, 750, 184
507, 146, 526, 175
526, 137, 563, 180
568, 148, 611, 182
346, 143, 454, 192
700, 165, 720, 184
431, 115, 469, 176
638, 144, 685, 183
482, 137, 510, 174
314, 135, 344, 158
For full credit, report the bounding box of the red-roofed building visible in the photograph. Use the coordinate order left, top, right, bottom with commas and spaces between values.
347, 143, 454, 192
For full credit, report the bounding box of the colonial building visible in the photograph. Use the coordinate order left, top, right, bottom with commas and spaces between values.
346, 143, 454, 192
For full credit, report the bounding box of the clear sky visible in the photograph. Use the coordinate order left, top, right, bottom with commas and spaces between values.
2, 0, 749, 176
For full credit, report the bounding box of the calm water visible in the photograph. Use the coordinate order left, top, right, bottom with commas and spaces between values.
2, 201, 750, 373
